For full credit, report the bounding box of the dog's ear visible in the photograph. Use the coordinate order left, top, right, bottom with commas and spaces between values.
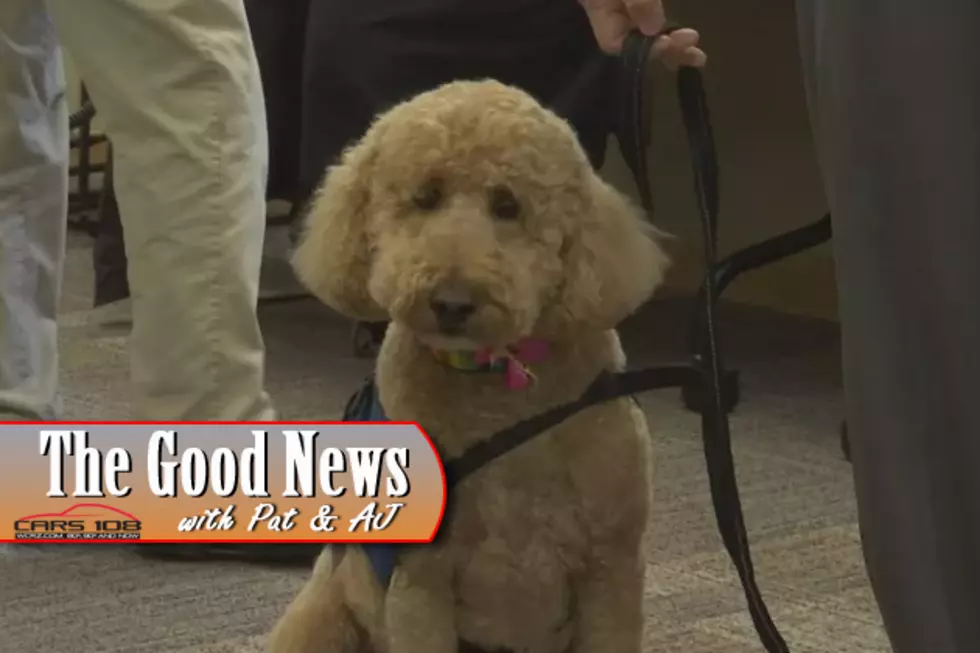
555, 175, 670, 331
291, 134, 388, 322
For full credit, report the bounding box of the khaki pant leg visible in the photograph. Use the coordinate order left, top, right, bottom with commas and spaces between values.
47, 0, 275, 420
0, 0, 66, 420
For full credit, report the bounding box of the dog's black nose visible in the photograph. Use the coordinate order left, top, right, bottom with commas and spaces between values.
430, 299, 476, 330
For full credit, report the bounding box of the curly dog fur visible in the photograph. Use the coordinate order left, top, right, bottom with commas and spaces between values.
270, 79, 669, 653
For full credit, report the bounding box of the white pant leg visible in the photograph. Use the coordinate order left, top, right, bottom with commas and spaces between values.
0, 0, 66, 420
46, 0, 275, 420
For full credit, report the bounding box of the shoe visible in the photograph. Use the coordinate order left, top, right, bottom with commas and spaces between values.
134, 543, 323, 567
91, 297, 132, 327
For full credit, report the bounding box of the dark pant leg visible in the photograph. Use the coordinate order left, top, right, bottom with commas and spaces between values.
795, 1, 980, 650
93, 147, 130, 307
244, 0, 310, 201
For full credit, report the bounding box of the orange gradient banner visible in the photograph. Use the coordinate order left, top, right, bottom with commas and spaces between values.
0, 422, 446, 544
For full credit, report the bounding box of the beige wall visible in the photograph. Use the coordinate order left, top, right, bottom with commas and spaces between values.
599, 0, 837, 321
65, 0, 838, 321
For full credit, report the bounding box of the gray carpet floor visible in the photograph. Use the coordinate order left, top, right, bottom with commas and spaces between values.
0, 232, 890, 652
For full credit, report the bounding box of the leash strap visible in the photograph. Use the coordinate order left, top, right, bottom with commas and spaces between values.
443, 366, 695, 490
620, 28, 790, 653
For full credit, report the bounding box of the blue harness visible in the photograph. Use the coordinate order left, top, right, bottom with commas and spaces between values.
341, 376, 401, 586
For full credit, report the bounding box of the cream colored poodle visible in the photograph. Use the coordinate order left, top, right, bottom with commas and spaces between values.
270, 79, 669, 653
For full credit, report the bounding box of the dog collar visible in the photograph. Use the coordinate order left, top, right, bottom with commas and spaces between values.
431, 338, 550, 390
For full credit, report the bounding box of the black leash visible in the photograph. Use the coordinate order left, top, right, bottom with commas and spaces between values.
625, 28, 790, 653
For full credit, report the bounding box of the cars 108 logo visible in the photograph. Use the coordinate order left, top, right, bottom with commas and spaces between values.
13, 504, 142, 540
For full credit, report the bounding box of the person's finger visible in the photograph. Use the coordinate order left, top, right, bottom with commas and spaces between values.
651, 34, 671, 56
666, 48, 708, 70
651, 29, 699, 57
663, 28, 700, 49
580, 2, 632, 53
651, 29, 706, 68
651, 38, 708, 71
623, 0, 666, 36
684, 48, 708, 68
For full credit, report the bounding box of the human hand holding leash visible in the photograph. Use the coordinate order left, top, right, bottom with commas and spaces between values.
579, 0, 707, 68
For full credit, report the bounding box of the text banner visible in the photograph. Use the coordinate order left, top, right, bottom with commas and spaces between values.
0, 422, 446, 543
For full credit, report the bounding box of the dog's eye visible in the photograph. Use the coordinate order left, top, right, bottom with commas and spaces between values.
488, 186, 520, 221
412, 179, 444, 211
